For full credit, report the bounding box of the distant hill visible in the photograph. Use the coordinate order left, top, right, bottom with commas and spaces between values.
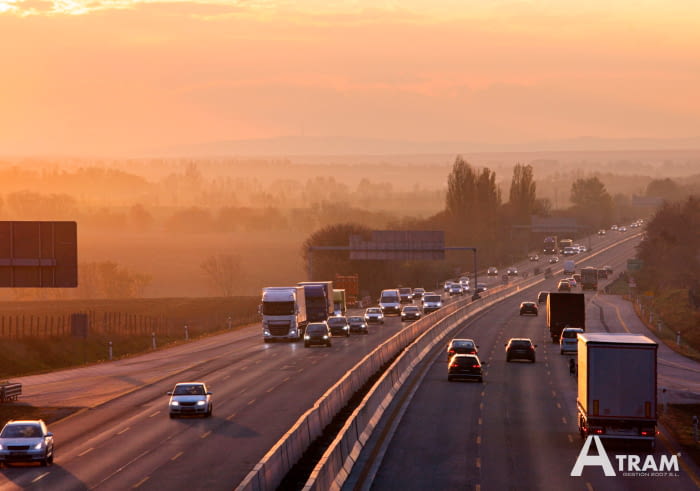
148, 135, 700, 157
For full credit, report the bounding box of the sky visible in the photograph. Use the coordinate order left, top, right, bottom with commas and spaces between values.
1, 0, 699, 156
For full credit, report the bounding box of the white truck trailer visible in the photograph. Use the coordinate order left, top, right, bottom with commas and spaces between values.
260, 286, 308, 342
577, 333, 658, 450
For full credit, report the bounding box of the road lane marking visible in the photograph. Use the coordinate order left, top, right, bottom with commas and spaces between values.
586, 482, 594, 491
481, 391, 485, 397
479, 402, 484, 410
248, 399, 256, 405
255, 359, 262, 364
31, 472, 49, 483
547, 370, 551, 376
149, 411, 160, 418
298, 368, 304, 372
562, 417, 567, 424
117, 427, 130, 435
568, 435, 574, 443
222, 374, 231, 380
552, 390, 557, 397
227, 412, 237, 421
132, 476, 150, 488
476, 457, 481, 468
266, 386, 275, 393
476, 435, 481, 445
200, 431, 212, 439
556, 402, 561, 409
478, 417, 482, 425
283, 377, 290, 382
78, 447, 94, 457
171, 452, 183, 461
240, 366, 249, 371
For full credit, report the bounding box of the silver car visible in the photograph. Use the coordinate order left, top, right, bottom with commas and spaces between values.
168, 382, 213, 418
0, 420, 54, 466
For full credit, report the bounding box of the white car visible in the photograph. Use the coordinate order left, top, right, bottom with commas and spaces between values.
560, 328, 584, 354
168, 382, 213, 418
364, 307, 385, 324
0, 420, 54, 466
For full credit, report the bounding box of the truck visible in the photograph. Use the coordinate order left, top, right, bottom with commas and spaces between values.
563, 259, 576, 276
260, 286, 307, 342
332, 289, 346, 316
546, 292, 585, 342
580, 266, 598, 290
577, 333, 658, 450
298, 281, 334, 322
334, 274, 359, 307
559, 238, 573, 250
543, 236, 557, 255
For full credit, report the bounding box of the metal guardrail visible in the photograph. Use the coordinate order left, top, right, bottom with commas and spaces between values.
0, 383, 22, 402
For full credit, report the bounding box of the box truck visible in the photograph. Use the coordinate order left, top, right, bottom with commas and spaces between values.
546, 292, 585, 342
298, 281, 334, 322
333, 289, 346, 316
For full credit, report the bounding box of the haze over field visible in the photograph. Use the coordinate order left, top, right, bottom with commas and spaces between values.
1, 0, 699, 156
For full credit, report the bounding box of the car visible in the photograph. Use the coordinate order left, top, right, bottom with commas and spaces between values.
619, 226, 627, 232
537, 291, 549, 304
364, 307, 384, 324
347, 316, 368, 334
573, 273, 582, 285
603, 265, 613, 275
578, 245, 587, 253
398, 287, 413, 304
459, 277, 470, 289
611, 224, 619, 231
168, 382, 213, 418
443, 281, 452, 293
519, 301, 538, 316
412, 287, 426, 300
0, 420, 54, 466
529, 254, 539, 261
447, 354, 483, 382
304, 321, 332, 347
487, 267, 498, 276
506, 267, 519, 276
560, 327, 584, 354
505, 338, 537, 362
379, 289, 401, 315
562, 246, 576, 256
422, 294, 443, 313
400, 305, 422, 322
475, 283, 488, 293
549, 256, 560, 264
446, 338, 479, 360
557, 280, 571, 292
566, 277, 577, 288
449, 283, 463, 296
327, 316, 351, 337
597, 229, 606, 236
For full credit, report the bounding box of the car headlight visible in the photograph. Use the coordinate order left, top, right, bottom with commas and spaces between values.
171, 401, 180, 406
196, 400, 206, 406
304, 335, 310, 340
0, 444, 4, 450
323, 335, 328, 339
290, 329, 297, 334
34, 441, 44, 450
343, 326, 349, 330
263, 330, 271, 336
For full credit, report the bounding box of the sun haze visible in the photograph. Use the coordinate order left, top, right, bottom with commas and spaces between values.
1, 0, 698, 156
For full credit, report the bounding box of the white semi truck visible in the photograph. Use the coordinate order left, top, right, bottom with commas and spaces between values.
577, 333, 658, 449
260, 286, 308, 342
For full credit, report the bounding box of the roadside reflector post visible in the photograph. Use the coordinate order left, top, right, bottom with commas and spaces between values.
184, 324, 189, 341
152, 332, 156, 350
677, 331, 681, 346
227, 316, 232, 330
693, 415, 699, 443
108, 341, 113, 361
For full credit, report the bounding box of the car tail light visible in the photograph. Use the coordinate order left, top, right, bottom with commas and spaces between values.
530, 346, 535, 350
448, 349, 455, 356
471, 364, 481, 368
591, 427, 605, 435
450, 363, 459, 368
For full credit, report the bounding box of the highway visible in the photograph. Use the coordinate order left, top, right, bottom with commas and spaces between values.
3, 230, 693, 490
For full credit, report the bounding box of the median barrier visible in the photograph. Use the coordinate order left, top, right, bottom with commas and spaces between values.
0, 382, 21, 402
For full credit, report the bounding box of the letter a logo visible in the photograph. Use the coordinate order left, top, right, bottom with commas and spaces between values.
571, 436, 616, 477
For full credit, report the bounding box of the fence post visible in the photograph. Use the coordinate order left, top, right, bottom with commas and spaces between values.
677, 331, 681, 346
184, 325, 189, 341
108, 341, 113, 361
152, 332, 156, 350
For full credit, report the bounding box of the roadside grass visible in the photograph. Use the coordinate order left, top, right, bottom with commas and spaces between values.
660, 404, 700, 467
0, 403, 78, 428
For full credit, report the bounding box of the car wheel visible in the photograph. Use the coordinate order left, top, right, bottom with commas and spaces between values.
169, 412, 176, 419
47, 451, 54, 465
207, 405, 213, 417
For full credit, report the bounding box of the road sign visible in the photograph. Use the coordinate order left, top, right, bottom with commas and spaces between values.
349, 231, 445, 260
0, 221, 77, 287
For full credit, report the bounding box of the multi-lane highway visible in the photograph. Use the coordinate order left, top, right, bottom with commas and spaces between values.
3, 230, 696, 490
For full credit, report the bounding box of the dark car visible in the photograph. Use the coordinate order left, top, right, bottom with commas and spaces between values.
537, 291, 549, 304
412, 288, 425, 300
519, 301, 538, 316
327, 316, 350, 337
398, 287, 413, 304
446, 338, 479, 360
304, 322, 332, 347
506, 267, 519, 276
347, 316, 368, 334
475, 283, 488, 293
401, 305, 421, 322
529, 254, 539, 261
487, 267, 498, 276
557, 280, 571, 292
448, 354, 483, 382
505, 338, 537, 362
549, 256, 560, 264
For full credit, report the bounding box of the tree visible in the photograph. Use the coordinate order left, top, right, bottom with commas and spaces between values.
646, 178, 681, 202
508, 163, 537, 223
569, 177, 613, 229
201, 254, 243, 297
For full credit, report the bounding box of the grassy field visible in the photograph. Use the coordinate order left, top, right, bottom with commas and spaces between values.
660, 404, 700, 467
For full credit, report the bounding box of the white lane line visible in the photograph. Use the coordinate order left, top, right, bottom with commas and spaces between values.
31, 472, 50, 483
255, 359, 262, 364
478, 417, 483, 425
551, 390, 557, 397
476, 435, 481, 445
149, 411, 160, 418
298, 368, 304, 372
586, 482, 594, 491
283, 377, 290, 382
248, 399, 256, 405
556, 402, 561, 409
117, 427, 130, 435
222, 374, 231, 380
568, 435, 574, 443
171, 451, 183, 461
132, 476, 150, 488
227, 412, 237, 421
476, 457, 481, 468
200, 431, 212, 439
78, 447, 94, 457
266, 386, 275, 393
240, 366, 249, 371
562, 417, 568, 424
479, 402, 484, 410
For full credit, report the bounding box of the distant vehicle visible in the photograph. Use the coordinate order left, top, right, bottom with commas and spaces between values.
487, 267, 498, 276
459, 277, 470, 289
566, 277, 578, 288
347, 316, 368, 334
400, 305, 422, 322
580, 267, 598, 290
304, 322, 332, 347
412, 288, 426, 300
597, 268, 609, 279
398, 287, 413, 304
0, 420, 54, 466
560, 327, 584, 354
332, 289, 347, 316
506, 267, 519, 276
449, 283, 463, 296
537, 291, 549, 304
260, 286, 307, 342
611, 224, 619, 230
563, 260, 576, 275
443, 281, 452, 293
519, 301, 538, 316
603, 265, 613, 275
327, 316, 350, 337
529, 254, 539, 261
549, 256, 560, 264
543, 236, 557, 255
298, 281, 334, 322
505, 338, 537, 362
475, 283, 488, 293
619, 226, 628, 232
557, 280, 571, 292
422, 294, 443, 313
572, 273, 582, 284
577, 334, 658, 449
546, 292, 585, 342
559, 238, 573, 250
334, 274, 360, 307
447, 354, 483, 382
562, 246, 576, 256
446, 338, 479, 360
597, 229, 606, 235
379, 289, 401, 315
364, 307, 384, 324
168, 382, 212, 418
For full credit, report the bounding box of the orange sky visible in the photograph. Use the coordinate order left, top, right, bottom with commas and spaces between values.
1, 1, 699, 156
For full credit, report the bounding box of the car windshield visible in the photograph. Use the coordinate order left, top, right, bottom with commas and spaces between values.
367, 309, 381, 314
174, 385, 205, 396
414, 289, 424, 293
348, 317, 363, 323
452, 341, 474, 348
510, 340, 532, 348
261, 301, 295, 315
307, 324, 326, 333
562, 330, 582, 339
399, 288, 411, 294
424, 295, 441, 302
381, 294, 399, 302
0, 424, 42, 438
403, 307, 418, 312
328, 318, 347, 326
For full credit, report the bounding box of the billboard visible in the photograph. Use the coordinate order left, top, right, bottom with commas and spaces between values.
349, 230, 445, 260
